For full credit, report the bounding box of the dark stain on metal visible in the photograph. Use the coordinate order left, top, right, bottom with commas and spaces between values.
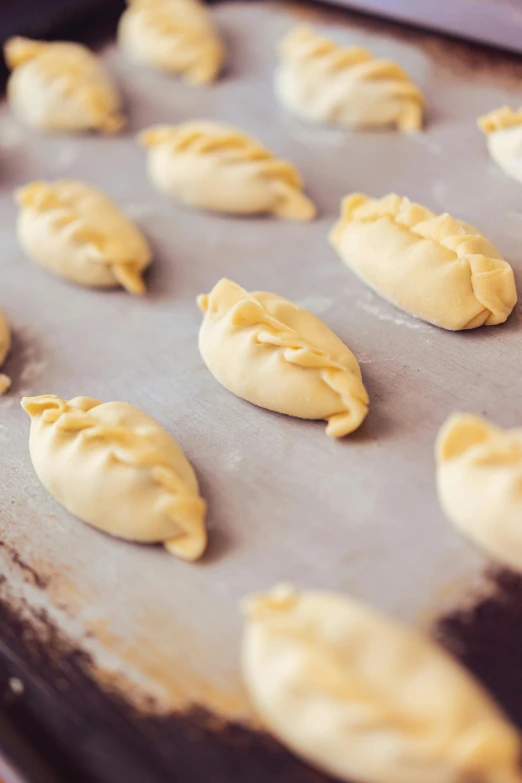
0, 540, 50, 590
435, 567, 522, 730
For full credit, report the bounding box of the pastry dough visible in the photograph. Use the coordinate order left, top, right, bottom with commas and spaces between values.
330, 192, 517, 330
479, 106, 522, 184
437, 412, 522, 572
242, 583, 522, 783
197, 279, 368, 437
118, 0, 224, 85
0, 311, 11, 395
16, 180, 151, 294
275, 26, 424, 131
21, 395, 207, 560
138, 122, 316, 220
4, 37, 124, 133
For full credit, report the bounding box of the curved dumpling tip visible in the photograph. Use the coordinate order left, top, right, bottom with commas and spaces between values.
330, 192, 518, 330
21, 394, 207, 560
436, 412, 496, 463
16, 179, 151, 294
478, 106, 522, 135
138, 122, 316, 221
4, 36, 47, 68
197, 278, 369, 437
0, 310, 11, 396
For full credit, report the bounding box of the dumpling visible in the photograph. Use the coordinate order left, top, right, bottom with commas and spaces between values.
138, 121, 316, 220
242, 583, 522, 783
118, 0, 224, 85
437, 412, 522, 573
0, 311, 11, 395
16, 179, 152, 294
275, 26, 424, 131
478, 106, 522, 184
197, 279, 368, 437
330, 192, 517, 330
4, 36, 124, 133
21, 395, 207, 560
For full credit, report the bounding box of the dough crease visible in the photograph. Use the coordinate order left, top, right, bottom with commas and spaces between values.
21, 395, 207, 559
242, 584, 522, 783
198, 279, 368, 436
275, 26, 423, 131
118, 0, 224, 84
437, 412, 522, 573
330, 192, 517, 330
139, 121, 316, 220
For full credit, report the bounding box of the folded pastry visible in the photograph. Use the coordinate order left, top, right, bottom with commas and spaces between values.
437, 413, 522, 572
275, 26, 424, 131
118, 0, 224, 84
479, 106, 522, 184
16, 180, 152, 294
242, 583, 522, 783
330, 193, 517, 330
4, 37, 124, 133
21, 395, 207, 560
138, 121, 316, 220
197, 279, 368, 437
0, 311, 11, 395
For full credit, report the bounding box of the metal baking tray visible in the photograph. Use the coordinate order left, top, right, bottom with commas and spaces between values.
1, 2, 522, 781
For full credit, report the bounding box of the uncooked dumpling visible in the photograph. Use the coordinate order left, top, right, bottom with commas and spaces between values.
437, 412, 522, 573
275, 26, 424, 131
0, 311, 11, 395
197, 279, 368, 436
16, 179, 152, 294
330, 192, 517, 330
21, 395, 207, 560
138, 121, 316, 220
479, 106, 522, 184
4, 37, 124, 133
242, 583, 522, 783
118, 0, 224, 84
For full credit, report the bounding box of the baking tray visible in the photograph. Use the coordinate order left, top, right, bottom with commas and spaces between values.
2, 2, 522, 781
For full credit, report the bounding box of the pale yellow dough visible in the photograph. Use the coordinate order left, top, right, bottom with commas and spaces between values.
242, 584, 522, 783
275, 26, 424, 131
197, 279, 368, 437
0, 311, 11, 395
21, 395, 207, 560
437, 413, 522, 572
4, 37, 124, 134
16, 180, 152, 294
138, 122, 316, 220
330, 192, 517, 330
479, 106, 522, 185
118, 0, 224, 85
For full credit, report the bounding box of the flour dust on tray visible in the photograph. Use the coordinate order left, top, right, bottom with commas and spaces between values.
21, 395, 207, 560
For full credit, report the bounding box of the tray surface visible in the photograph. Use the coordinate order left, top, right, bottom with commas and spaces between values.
2, 2, 522, 780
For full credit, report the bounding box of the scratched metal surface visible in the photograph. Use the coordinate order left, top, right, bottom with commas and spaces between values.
1, 0, 522, 723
